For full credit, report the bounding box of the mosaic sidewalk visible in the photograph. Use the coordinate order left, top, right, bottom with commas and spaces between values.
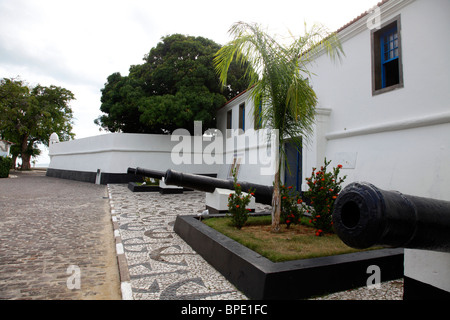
107, 184, 252, 300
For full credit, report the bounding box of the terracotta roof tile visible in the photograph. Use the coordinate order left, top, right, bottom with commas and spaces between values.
334, 0, 391, 34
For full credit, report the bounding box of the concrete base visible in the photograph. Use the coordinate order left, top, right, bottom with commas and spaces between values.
403, 248, 450, 300
127, 182, 160, 192
159, 178, 183, 194
174, 214, 404, 300
205, 188, 255, 214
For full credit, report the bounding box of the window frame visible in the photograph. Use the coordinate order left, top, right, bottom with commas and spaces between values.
239, 102, 245, 133
254, 102, 262, 130
380, 25, 399, 88
226, 109, 232, 138
371, 15, 404, 95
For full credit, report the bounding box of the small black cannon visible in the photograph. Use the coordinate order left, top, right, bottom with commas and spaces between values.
164, 169, 274, 205
127, 167, 165, 180
332, 182, 450, 253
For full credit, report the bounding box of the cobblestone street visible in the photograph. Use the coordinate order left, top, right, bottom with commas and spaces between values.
0, 171, 121, 300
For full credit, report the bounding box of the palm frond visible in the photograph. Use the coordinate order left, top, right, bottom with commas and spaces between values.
214, 20, 343, 174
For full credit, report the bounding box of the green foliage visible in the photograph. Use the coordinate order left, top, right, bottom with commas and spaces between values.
304, 158, 347, 235
280, 185, 305, 228
227, 169, 254, 229
94, 73, 147, 133
95, 34, 249, 134
0, 156, 12, 178
0, 77, 75, 170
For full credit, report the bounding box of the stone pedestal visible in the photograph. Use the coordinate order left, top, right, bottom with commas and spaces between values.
205, 188, 255, 214
159, 178, 183, 194
403, 249, 450, 299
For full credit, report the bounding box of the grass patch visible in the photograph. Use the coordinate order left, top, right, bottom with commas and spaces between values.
203, 215, 369, 262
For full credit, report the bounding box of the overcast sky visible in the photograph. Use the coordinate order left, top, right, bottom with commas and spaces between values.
0, 0, 379, 165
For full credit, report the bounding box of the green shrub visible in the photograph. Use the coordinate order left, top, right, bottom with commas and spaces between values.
0, 156, 12, 178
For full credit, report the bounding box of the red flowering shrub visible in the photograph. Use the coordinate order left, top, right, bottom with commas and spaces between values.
280, 185, 305, 228
227, 169, 254, 229
304, 158, 347, 235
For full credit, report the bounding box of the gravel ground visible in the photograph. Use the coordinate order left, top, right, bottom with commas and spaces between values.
310, 279, 404, 300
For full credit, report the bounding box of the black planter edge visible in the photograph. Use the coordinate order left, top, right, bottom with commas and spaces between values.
174, 214, 404, 300
403, 276, 450, 300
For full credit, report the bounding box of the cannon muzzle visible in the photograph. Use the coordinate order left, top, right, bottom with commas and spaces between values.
332, 182, 450, 252
127, 167, 165, 180
164, 169, 273, 205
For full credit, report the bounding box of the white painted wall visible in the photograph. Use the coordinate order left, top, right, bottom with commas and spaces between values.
305, 0, 450, 201
216, 91, 276, 186
48, 94, 277, 186
304, 0, 450, 295
0, 140, 12, 157
212, 0, 450, 201
48, 133, 221, 176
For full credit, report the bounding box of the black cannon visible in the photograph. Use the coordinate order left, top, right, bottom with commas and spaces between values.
164, 169, 274, 205
332, 182, 450, 253
127, 167, 165, 180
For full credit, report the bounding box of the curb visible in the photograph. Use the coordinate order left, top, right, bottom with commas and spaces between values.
107, 185, 133, 300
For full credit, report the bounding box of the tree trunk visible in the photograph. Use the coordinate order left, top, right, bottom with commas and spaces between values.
10, 155, 17, 169
20, 135, 31, 170
21, 153, 31, 170
271, 171, 281, 233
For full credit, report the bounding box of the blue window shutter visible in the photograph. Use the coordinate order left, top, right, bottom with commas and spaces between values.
380, 26, 399, 88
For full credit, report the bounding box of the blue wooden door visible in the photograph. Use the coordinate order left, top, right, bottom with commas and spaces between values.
284, 141, 302, 191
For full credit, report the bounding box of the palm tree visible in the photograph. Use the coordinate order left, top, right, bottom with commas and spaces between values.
214, 21, 344, 232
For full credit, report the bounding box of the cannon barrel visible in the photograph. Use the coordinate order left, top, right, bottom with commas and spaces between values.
164, 169, 273, 205
332, 182, 450, 252
127, 167, 165, 180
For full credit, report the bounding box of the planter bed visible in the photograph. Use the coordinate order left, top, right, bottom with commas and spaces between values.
174, 214, 404, 300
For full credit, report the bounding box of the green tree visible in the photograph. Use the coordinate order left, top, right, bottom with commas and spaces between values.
0, 78, 75, 170
214, 22, 343, 232
94, 72, 148, 133
95, 34, 249, 134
